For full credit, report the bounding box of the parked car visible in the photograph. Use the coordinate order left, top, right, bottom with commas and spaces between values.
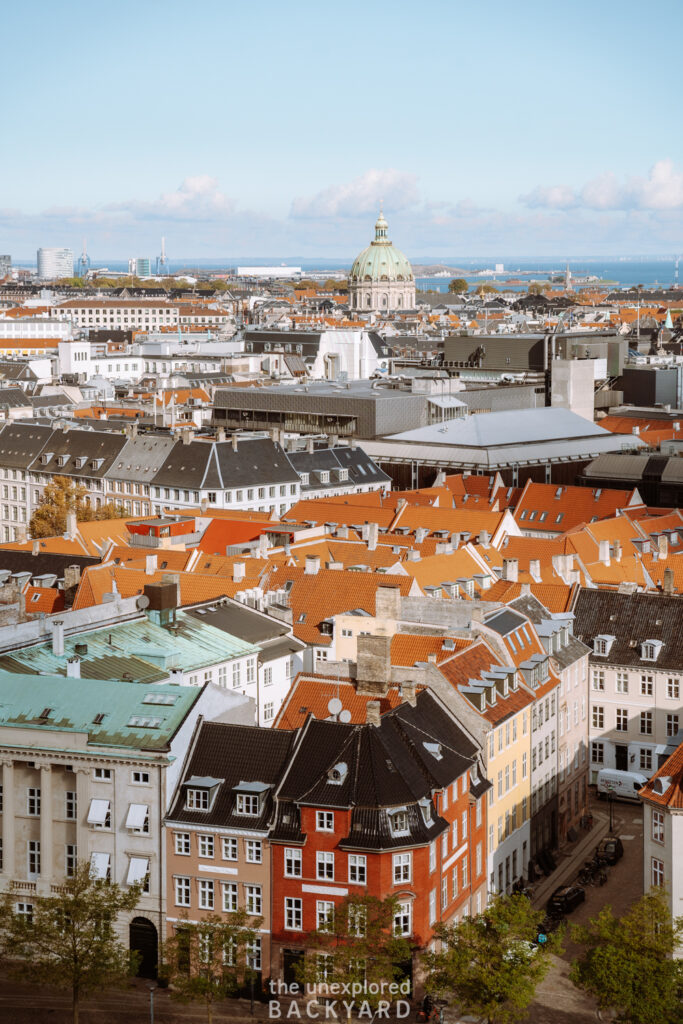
595, 835, 624, 865
546, 885, 586, 915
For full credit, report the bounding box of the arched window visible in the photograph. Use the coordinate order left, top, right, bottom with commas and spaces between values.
397, 296, 402, 307
366, 295, 371, 308
382, 295, 388, 307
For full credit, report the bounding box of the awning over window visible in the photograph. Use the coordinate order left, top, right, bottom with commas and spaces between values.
90, 852, 110, 879
127, 857, 149, 885
87, 799, 110, 825
125, 803, 149, 829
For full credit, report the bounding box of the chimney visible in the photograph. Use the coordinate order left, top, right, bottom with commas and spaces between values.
357, 634, 392, 696
216, 427, 226, 442
663, 566, 675, 595
415, 527, 429, 544
396, 498, 407, 512
401, 681, 417, 706
307, 437, 314, 454
63, 564, 81, 591
365, 700, 381, 727
479, 530, 490, 549
200, 498, 208, 514
375, 584, 401, 620
15, 525, 27, 544
502, 558, 518, 582
51, 619, 65, 657
406, 549, 420, 562
613, 541, 622, 562
367, 522, 378, 551
32, 540, 40, 556
529, 559, 541, 581
434, 470, 446, 486
66, 656, 81, 679
632, 425, 640, 435
231, 434, 238, 452
66, 512, 78, 540
181, 427, 195, 445
658, 534, 668, 561
145, 554, 158, 575
305, 555, 320, 575
521, 582, 532, 596
258, 532, 269, 557
232, 561, 246, 583
599, 539, 610, 566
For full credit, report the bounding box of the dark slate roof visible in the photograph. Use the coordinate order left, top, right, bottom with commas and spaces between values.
572, 589, 683, 669
287, 445, 391, 493
484, 608, 528, 636
0, 388, 31, 409
0, 550, 99, 576
0, 362, 37, 381
166, 722, 296, 829
0, 423, 53, 468
28, 428, 128, 479
152, 437, 299, 490
186, 600, 291, 645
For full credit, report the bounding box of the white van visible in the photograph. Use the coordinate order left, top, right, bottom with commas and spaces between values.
596, 768, 648, 802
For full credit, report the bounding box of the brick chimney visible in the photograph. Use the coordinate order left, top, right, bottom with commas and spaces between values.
305, 555, 320, 575
357, 634, 392, 696
365, 700, 381, 727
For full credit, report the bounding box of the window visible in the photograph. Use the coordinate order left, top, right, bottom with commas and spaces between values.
652, 810, 665, 844
247, 937, 261, 971
497, 771, 503, 798
592, 670, 605, 691
263, 666, 273, 687
223, 883, 238, 912
246, 840, 262, 864
94, 768, 112, 780
652, 858, 665, 887
389, 810, 409, 836
175, 832, 191, 856
285, 898, 302, 930
27, 788, 40, 816
15, 903, 33, 923
316, 811, 334, 831
132, 771, 150, 784
429, 889, 437, 925
591, 742, 604, 764
246, 660, 255, 683
616, 672, 629, 694
245, 884, 262, 915
198, 880, 214, 910
522, 752, 527, 779
640, 711, 653, 735
462, 858, 468, 888
317, 900, 335, 931
476, 842, 483, 876
28, 841, 41, 877
232, 663, 241, 688
348, 854, 366, 884
394, 901, 411, 936
667, 677, 680, 700
65, 791, 77, 820
429, 841, 436, 873
393, 852, 411, 883
236, 794, 259, 816
264, 702, 274, 722
222, 837, 238, 861
175, 877, 191, 907
441, 876, 448, 910
285, 848, 302, 877
640, 748, 653, 771
317, 851, 334, 880
65, 844, 77, 878
441, 832, 448, 858
616, 709, 628, 732
666, 714, 679, 737
186, 789, 210, 811
592, 706, 604, 729
198, 834, 214, 858
640, 675, 654, 697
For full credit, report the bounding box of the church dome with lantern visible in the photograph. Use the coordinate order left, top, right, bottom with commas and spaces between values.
348, 209, 415, 312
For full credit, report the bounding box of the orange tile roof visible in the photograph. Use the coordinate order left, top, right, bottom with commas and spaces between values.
513, 481, 644, 532
273, 676, 406, 730
391, 633, 471, 667
24, 586, 64, 614
481, 580, 576, 613
639, 738, 683, 808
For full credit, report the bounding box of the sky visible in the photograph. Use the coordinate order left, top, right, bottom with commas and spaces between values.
3, 0, 683, 261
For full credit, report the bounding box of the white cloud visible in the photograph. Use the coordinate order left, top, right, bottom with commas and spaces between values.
104, 175, 235, 222
521, 160, 683, 212
290, 168, 419, 219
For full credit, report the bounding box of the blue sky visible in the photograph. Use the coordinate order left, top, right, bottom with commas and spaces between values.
3, 0, 682, 260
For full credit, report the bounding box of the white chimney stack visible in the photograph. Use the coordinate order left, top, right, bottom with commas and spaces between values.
51, 619, 65, 657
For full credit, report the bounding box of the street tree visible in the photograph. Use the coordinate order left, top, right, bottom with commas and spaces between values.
425, 893, 559, 1024
163, 910, 261, 1024
448, 278, 468, 294
0, 862, 142, 1024
296, 894, 413, 1014
570, 887, 683, 1024
29, 476, 127, 538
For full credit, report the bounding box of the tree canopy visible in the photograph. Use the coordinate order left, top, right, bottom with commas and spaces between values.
0, 862, 141, 1024
448, 278, 469, 294
425, 894, 559, 1024
29, 476, 128, 538
570, 888, 683, 1024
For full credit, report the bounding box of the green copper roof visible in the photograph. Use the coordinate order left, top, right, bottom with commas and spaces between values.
0, 671, 200, 751
0, 611, 260, 684
350, 209, 414, 283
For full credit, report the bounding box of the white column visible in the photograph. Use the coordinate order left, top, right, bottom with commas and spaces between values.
1, 760, 15, 880
76, 768, 90, 873
39, 764, 53, 892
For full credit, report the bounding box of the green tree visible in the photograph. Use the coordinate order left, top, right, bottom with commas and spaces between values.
527, 282, 545, 295
164, 910, 261, 1024
296, 895, 412, 1015
425, 894, 559, 1024
476, 283, 499, 296
448, 278, 468, 294
29, 476, 128, 538
570, 888, 683, 1024
0, 862, 142, 1024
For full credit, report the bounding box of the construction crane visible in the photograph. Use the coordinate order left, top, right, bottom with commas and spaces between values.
156, 236, 169, 276
76, 238, 91, 278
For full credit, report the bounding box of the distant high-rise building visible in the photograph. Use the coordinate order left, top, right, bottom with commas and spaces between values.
37, 247, 74, 280
0, 256, 11, 279
128, 257, 152, 278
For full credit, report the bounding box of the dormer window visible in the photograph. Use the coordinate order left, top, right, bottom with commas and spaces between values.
389, 808, 409, 837
327, 762, 348, 785
419, 798, 433, 826
423, 742, 443, 760
186, 789, 210, 811
56, 455, 69, 468
319, 471, 329, 484
184, 775, 223, 812
236, 793, 260, 816
641, 640, 663, 662
299, 473, 309, 486
593, 634, 615, 657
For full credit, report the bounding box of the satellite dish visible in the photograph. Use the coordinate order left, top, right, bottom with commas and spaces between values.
327, 697, 343, 716
136, 595, 150, 610
339, 709, 352, 723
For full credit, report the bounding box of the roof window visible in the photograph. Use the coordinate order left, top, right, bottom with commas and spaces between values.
641, 639, 663, 662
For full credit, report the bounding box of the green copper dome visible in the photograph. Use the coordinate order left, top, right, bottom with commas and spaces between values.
349, 209, 414, 283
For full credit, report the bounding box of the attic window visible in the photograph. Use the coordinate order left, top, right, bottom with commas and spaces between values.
327, 762, 348, 785
389, 808, 409, 837
297, 613, 307, 623
641, 640, 663, 662
236, 793, 260, 816
423, 741, 443, 760
593, 635, 615, 657
419, 797, 433, 825
92, 713, 105, 725
142, 693, 177, 706
127, 715, 162, 728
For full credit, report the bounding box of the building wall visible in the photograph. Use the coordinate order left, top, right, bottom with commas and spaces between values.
641, 800, 683, 956
557, 654, 590, 840
485, 707, 532, 892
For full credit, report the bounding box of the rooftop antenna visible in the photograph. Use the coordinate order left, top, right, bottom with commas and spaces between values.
77, 238, 90, 278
